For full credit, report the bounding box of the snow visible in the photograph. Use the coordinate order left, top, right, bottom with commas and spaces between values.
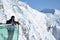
44, 9, 60, 40
0, 0, 60, 40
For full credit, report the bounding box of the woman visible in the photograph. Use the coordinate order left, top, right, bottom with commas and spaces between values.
6, 16, 20, 40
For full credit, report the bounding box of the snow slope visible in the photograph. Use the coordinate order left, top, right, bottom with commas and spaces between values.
0, 0, 57, 40
41, 9, 60, 40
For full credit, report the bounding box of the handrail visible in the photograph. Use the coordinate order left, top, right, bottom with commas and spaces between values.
0, 24, 18, 27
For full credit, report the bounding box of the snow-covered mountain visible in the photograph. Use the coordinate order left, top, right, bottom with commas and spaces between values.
0, 0, 60, 40
41, 9, 55, 14
41, 9, 60, 40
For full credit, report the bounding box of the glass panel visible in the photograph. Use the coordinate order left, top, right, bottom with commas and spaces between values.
0, 24, 19, 40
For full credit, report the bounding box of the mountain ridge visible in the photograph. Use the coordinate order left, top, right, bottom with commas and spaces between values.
0, 0, 60, 40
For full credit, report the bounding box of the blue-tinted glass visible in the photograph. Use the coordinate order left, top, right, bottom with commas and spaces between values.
0, 24, 19, 40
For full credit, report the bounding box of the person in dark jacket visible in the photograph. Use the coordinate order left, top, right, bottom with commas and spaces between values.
6, 16, 20, 25
6, 16, 20, 40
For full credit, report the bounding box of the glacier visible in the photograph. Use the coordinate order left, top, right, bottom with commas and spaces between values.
0, 0, 60, 40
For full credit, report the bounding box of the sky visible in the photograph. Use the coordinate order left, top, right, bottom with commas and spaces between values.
20, 0, 60, 11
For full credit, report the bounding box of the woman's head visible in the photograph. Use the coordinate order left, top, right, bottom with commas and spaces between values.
11, 16, 15, 21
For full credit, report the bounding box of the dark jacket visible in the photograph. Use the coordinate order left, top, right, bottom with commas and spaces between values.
6, 19, 20, 25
